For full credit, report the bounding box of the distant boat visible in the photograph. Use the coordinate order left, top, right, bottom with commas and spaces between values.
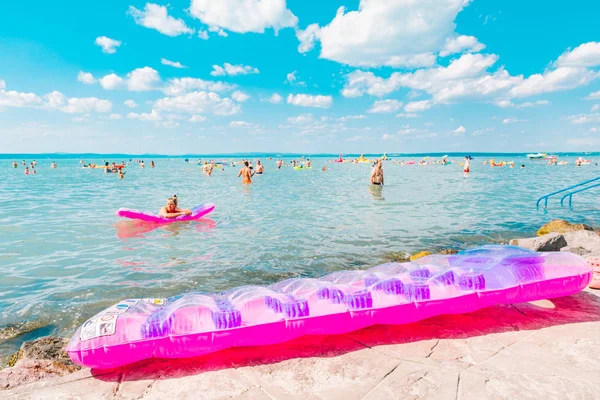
527, 153, 546, 159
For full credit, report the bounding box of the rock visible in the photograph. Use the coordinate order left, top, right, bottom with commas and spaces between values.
561, 246, 592, 256
384, 251, 410, 262
537, 219, 594, 236
1, 336, 81, 389
509, 232, 567, 252
561, 231, 600, 256
0, 359, 78, 390
439, 249, 459, 255
410, 251, 432, 261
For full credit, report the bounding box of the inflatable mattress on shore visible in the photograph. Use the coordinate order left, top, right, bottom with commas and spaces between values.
67, 245, 592, 368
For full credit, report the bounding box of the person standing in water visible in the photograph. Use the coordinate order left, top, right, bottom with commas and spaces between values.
463, 156, 471, 173
255, 160, 264, 174
276, 159, 283, 169
12, 161, 18, 168
370, 160, 384, 185
159, 195, 192, 218
237, 161, 254, 184
151, 161, 155, 168
51, 161, 57, 168
140, 160, 145, 168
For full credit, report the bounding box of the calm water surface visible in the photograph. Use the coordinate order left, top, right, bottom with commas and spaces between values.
1, 155, 599, 350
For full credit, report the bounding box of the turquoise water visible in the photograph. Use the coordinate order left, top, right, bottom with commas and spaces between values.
1, 154, 599, 349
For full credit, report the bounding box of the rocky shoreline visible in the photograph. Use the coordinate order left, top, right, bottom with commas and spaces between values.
1, 219, 599, 391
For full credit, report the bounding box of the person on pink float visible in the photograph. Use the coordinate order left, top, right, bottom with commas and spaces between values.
158, 195, 192, 219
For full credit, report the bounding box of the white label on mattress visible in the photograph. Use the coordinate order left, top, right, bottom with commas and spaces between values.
80, 314, 118, 341
143, 298, 165, 305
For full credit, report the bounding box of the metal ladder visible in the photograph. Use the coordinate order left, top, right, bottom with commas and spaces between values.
536, 176, 600, 208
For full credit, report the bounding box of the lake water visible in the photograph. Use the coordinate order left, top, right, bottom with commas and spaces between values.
1, 154, 599, 357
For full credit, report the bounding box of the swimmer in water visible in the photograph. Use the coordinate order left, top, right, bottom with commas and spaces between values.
51, 161, 57, 168
463, 156, 470, 173
306, 159, 312, 168
24, 167, 30, 175
322, 165, 327, 172
118, 170, 125, 179
12, 161, 18, 168
159, 195, 192, 218
255, 160, 264, 174
140, 160, 145, 168
237, 161, 254, 184
151, 161, 155, 168
370, 159, 384, 185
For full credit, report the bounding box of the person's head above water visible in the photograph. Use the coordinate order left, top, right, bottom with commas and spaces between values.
244, 161, 249, 167
166, 195, 178, 212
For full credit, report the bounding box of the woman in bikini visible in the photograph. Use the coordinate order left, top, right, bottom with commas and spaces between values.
159, 195, 192, 218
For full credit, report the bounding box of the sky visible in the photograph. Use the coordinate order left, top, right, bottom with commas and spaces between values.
1, 0, 600, 154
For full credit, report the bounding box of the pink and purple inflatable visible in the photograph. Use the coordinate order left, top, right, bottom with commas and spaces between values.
115, 203, 215, 223
66, 246, 591, 368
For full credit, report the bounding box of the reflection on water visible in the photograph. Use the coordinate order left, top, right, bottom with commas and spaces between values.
0, 156, 599, 340
369, 184, 384, 201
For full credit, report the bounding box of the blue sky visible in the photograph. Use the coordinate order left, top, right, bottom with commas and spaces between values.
1, 0, 600, 154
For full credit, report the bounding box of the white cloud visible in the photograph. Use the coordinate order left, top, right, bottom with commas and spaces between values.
0, 84, 44, 108
342, 50, 600, 108
439, 35, 485, 57
230, 120, 259, 128
189, 0, 298, 34
154, 91, 241, 115
287, 114, 314, 124
127, 109, 162, 121
198, 30, 209, 40
585, 90, 600, 100
495, 99, 550, 108
367, 99, 403, 114
127, 67, 161, 91
231, 90, 250, 102
0, 81, 112, 114
210, 63, 259, 76
592, 104, 600, 112
163, 77, 235, 95
404, 100, 433, 112
264, 93, 283, 103
128, 3, 194, 36
381, 133, 395, 141
77, 71, 96, 84
124, 100, 138, 108
284, 71, 306, 86
502, 117, 526, 124
339, 115, 366, 121
397, 127, 418, 135
299, 0, 471, 67
189, 115, 207, 122
287, 93, 332, 108
555, 42, 600, 68
45, 91, 112, 114
109, 113, 122, 120
99, 74, 125, 90
453, 125, 466, 133
95, 36, 121, 54
297, 24, 320, 53
396, 113, 418, 118
161, 58, 187, 69
567, 113, 600, 124
508, 67, 598, 98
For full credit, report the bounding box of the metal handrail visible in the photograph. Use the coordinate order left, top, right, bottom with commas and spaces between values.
560, 182, 600, 207
536, 176, 600, 208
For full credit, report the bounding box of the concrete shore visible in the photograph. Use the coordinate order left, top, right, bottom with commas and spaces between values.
4, 288, 599, 399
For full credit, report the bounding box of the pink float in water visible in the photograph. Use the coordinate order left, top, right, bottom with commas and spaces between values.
66, 246, 592, 369
115, 203, 215, 223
